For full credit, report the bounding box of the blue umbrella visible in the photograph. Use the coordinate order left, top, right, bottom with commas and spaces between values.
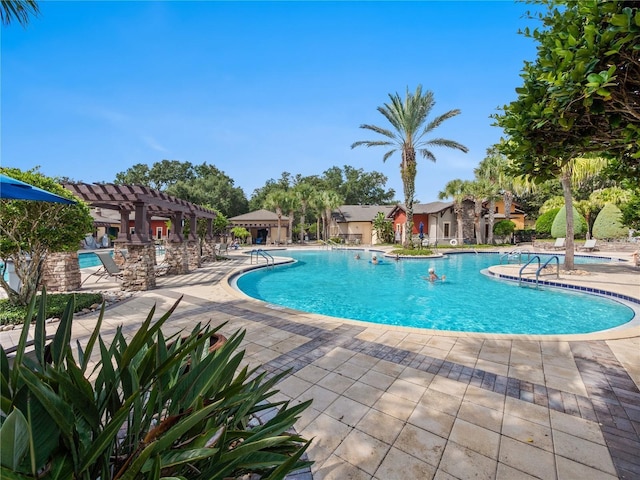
419, 221, 424, 239
0, 174, 75, 204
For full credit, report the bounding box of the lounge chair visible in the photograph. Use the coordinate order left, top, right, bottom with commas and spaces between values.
551, 238, 565, 250
82, 250, 123, 285
577, 239, 598, 252
215, 243, 229, 256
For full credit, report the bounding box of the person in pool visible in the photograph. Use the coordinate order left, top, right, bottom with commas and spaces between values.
354, 253, 361, 260
427, 267, 445, 282
371, 255, 379, 264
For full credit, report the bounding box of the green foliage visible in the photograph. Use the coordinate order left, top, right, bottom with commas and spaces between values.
493, 220, 516, 237
0, 291, 312, 479
1, 0, 40, 27
352, 85, 468, 248
320, 166, 395, 205
620, 189, 640, 230
0, 292, 103, 325
535, 207, 560, 237
495, 0, 640, 181
390, 248, 435, 256
0, 168, 93, 307
372, 212, 394, 244
592, 203, 628, 239
231, 226, 250, 241
551, 205, 587, 238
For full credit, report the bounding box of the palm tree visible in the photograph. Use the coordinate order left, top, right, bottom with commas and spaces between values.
294, 183, 316, 243
1, 0, 39, 26
263, 189, 288, 245
317, 190, 342, 241
475, 152, 506, 245
558, 156, 607, 270
281, 190, 299, 244
438, 179, 469, 245
464, 180, 491, 244
351, 85, 468, 248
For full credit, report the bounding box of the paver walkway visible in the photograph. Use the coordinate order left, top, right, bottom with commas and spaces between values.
2, 248, 638, 479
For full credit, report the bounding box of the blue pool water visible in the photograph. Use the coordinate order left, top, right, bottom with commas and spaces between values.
235, 250, 635, 335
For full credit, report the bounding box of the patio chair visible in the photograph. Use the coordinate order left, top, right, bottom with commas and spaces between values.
82, 250, 123, 285
215, 243, 229, 256
551, 238, 565, 250
577, 239, 598, 252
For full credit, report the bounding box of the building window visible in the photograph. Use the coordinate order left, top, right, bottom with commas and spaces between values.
495, 207, 499, 213
443, 222, 450, 238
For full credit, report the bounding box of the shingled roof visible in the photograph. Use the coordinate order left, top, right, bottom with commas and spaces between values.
332, 205, 395, 223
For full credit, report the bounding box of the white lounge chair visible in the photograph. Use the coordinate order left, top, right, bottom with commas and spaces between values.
551, 238, 565, 250
577, 239, 598, 252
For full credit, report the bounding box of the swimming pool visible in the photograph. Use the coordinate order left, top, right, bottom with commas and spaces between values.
234, 250, 635, 335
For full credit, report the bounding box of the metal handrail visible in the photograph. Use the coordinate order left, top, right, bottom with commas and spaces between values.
518, 255, 541, 286
500, 249, 533, 265
535, 255, 560, 288
250, 249, 274, 266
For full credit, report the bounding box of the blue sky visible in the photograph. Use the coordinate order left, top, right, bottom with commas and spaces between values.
2, 1, 538, 203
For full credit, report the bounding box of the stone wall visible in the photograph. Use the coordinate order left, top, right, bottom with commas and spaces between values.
202, 239, 215, 262
121, 244, 156, 291
187, 241, 201, 270
165, 243, 189, 275
42, 252, 81, 292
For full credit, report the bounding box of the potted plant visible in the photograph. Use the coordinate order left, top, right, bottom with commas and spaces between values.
0, 290, 311, 479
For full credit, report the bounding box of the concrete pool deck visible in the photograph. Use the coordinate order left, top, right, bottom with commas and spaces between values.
1, 247, 638, 479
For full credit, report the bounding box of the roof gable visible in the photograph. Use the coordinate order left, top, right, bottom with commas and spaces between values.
229, 209, 288, 222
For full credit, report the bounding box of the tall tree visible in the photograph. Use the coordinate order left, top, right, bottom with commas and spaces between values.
294, 183, 317, 243
438, 179, 470, 245
321, 166, 395, 205
281, 190, 299, 244
167, 165, 248, 217
316, 190, 343, 241
352, 85, 468, 248
464, 180, 492, 244
0, 168, 92, 305
263, 189, 289, 245
555, 156, 607, 269
249, 172, 293, 211
495, 1, 639, 182
1, 0, 39, 26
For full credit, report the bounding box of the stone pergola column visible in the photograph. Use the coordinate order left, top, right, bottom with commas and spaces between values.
165, 211, 189, 275
187, 214, 201, 270
202, 218, 215, 262
42, 252, 81, 292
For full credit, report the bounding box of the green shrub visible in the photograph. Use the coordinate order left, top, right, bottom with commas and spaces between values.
0, 292, 103, 325
494, 220, 516, 237
0, 291, 311, 479
551, 205, 587, 238
592, 203, 628, 239
535, 208, 560, 237
391, 248, 435, 256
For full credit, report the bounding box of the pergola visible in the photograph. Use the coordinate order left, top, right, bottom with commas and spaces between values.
62, 183, 217, 244
62, 183, 219, 290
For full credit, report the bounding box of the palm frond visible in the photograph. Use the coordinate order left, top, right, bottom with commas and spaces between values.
1, 0, 40, 27
351, 140, 393, 149
426, 138, 469, 153
382, 150, 397, 162
418, 149, 437, 162
423, 109, 462, 133
359, 123, 397, 140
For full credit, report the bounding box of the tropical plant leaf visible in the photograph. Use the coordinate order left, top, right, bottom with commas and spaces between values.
0, 409, 30, 469
78, 301, 105, 372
